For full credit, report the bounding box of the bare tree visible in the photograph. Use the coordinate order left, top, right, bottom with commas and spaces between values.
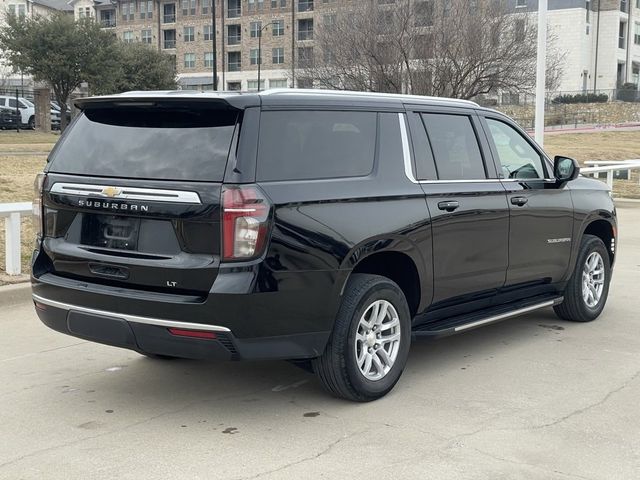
303, 0, 565, 100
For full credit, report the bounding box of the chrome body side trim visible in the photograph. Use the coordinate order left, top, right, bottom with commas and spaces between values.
49, 183, 202, 205
454, 299, 560, 332
32, 294, 231, 332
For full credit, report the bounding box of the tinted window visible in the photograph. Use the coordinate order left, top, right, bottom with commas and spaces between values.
408, 112, 437, 180
48, 106, 237, 181
257, 111, 376, 181
421, 113, 486, 180
8, 98, 17, 108
485, 118, 545, 179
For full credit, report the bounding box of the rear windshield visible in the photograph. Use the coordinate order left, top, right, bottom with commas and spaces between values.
257, 110, 377, 181
48, 105, 238, 181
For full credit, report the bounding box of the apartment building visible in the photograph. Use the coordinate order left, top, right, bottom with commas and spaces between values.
72, 0, 340, 90
67, 0, 639, 93
516, 0, 640, 92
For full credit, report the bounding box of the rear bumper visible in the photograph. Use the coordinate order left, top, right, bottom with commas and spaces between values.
33, 293, 331, 361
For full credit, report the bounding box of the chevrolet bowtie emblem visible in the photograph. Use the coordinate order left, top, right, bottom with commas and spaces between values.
101, 186, 122, 198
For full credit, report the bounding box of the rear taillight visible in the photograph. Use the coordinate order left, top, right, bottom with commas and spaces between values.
33, 173, 45, 238
221, 185, 271, 261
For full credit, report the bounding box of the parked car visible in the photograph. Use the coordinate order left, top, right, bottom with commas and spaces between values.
0, 105, 21, 129
50, 101, 71, 128
0, 95, 35, 128
0, 95, 64, 129
31, 90, 616, 401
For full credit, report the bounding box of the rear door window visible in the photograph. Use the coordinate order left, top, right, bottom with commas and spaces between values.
420, 113, 486, 180
257, 110, 377, 181
48, 106, 238, 182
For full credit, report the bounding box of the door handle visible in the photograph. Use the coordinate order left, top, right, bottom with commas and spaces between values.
438, 200, 460, 212
511, 196, 528, 206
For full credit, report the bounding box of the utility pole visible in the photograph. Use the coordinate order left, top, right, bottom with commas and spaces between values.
534, 0, 547, 147
212, 0, 218, 90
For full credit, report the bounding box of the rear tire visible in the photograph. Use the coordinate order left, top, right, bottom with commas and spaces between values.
313, 274, 411, 402
554, 234, 611, 322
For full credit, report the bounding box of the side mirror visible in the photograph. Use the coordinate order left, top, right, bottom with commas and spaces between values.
554, 156, 580, 184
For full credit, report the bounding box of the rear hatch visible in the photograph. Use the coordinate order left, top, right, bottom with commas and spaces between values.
39, 99, 241, 296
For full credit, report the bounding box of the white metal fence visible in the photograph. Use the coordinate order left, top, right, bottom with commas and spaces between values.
1, 161, 639, 276
1, 202, 33, 276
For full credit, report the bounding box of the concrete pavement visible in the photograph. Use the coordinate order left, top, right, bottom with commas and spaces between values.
1, 208, 639, 479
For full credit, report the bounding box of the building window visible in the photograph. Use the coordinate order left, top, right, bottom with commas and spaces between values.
123, 31, 134, 43
258, 0, 265, 11
141, 29, 152, 43
163, 3, 176, 23
202, 0, 209, 14
122, 2, 135, 20
415, 1, 433, 27
250, 48, 261, 65
297, 47, 314, 68
298, 0, 313, 12
181, 0, 195, 15
100, 9, 116, 27
163, 29, 176, 48
272, 19, 284, 36
204, 52, 214, 68
228, 51, 241, 71
140, 1, 153, 19
586, 0, 591, 24
298, 18, 313, 40
227, 81, 241, 91
272, 47, 284, 64
516, 0, 526, 6
635, 22, 640, 45
270, 79, 287, 88
248, 0, 255, 12
620, 0, 628, 13
247, 80, 266, 91
250, 21, 262, 38
227, 24, 241, 44
228, 0, 241, 17
183, 26, 194, 42
204, 24, 213, 40
619, 20, 627, 49
323, 14, 336, 29
632, 63, 639, 86
184, 53, 196, 68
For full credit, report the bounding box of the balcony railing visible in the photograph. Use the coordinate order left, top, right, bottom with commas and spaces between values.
100, 19, 116, 28
227, 35, 241, 45
228, 7, 241, 18
163, 13, 176, 23
164, 40, 176, 49
298, 30, 313, 41
228, 62, 241, 72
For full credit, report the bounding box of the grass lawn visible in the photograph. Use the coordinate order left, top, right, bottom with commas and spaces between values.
0, 130, 638, 282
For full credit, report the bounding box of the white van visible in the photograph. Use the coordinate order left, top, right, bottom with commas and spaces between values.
0, 96, 61, 129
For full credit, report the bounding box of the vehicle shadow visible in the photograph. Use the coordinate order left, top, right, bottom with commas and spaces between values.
66, 308, 566, 414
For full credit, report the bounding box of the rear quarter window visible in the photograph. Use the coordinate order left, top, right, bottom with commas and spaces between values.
257, 110, 377, 181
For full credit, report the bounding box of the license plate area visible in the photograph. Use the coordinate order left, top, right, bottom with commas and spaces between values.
80, 215, 140, 251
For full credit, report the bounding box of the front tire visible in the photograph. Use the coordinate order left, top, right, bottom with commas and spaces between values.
313, 274, 411, 402
554, 234, 611, 322
28, 116, 35, 129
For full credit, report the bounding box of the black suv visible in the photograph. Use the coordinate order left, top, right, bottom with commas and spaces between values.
31, 90, 616, 401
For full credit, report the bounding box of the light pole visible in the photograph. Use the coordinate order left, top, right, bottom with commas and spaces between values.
212, 0, 217, 90
257, 21, 277, 92
534, 0, 548, 147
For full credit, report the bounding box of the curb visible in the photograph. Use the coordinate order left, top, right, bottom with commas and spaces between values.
614, 198, 640, 208
0, 282, 32, 308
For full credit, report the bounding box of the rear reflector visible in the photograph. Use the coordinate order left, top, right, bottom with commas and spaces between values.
167, 328, 217, 340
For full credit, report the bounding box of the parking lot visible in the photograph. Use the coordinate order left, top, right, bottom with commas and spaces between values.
0, 206, 638, 479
